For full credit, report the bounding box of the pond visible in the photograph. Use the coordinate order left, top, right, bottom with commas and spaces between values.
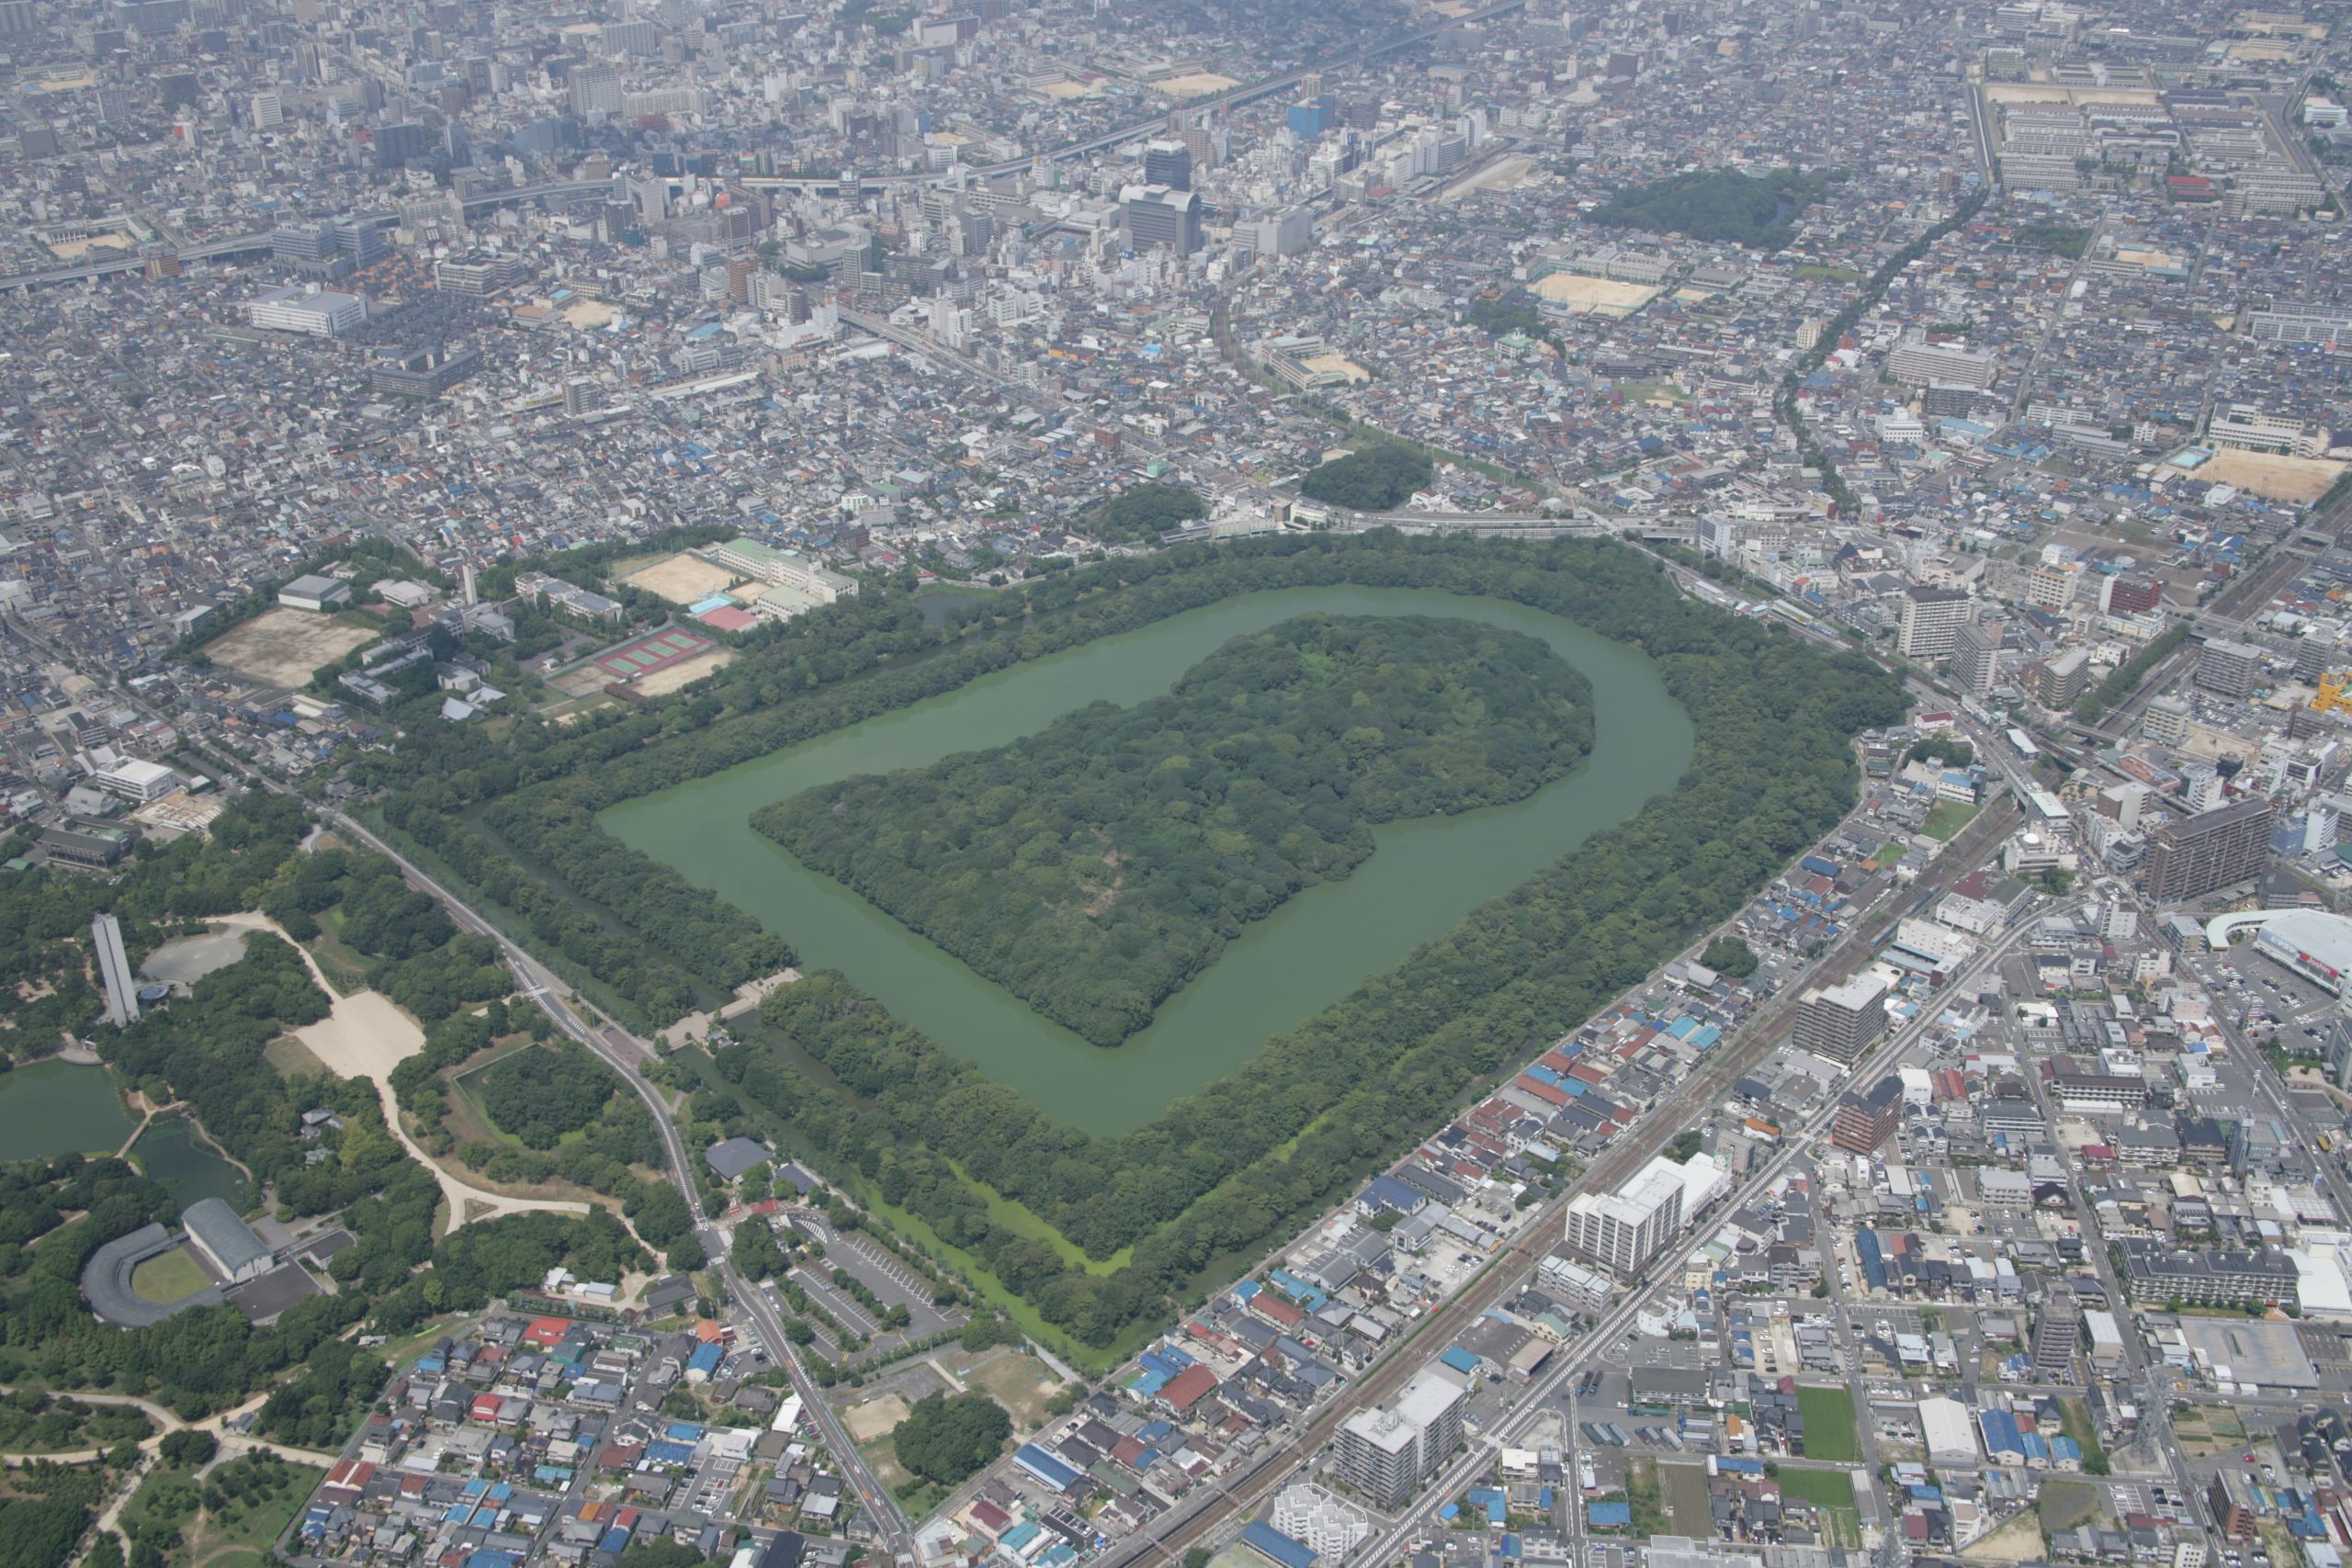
0, 1059, 138, 1159
129, 1115, 250, 1212
605, 585, 1696, 1134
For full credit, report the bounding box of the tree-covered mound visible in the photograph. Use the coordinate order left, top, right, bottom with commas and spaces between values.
1296, 445, 1433, 511
1586, 166, 1828, 251
1083, 481, 1208, 543
756, 615, 1594, 1045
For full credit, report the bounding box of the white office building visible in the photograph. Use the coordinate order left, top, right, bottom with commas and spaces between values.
1563, 1156, 1687, 1277
247, 285, 366, 336
1335, 1369, 1467, 1506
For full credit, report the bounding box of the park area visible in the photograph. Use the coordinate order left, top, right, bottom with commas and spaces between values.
203, 608, 374, 689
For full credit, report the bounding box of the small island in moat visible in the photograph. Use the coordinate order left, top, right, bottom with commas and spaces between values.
755, 613, 1596, 1045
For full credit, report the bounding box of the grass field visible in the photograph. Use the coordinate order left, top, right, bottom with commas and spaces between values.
265, 1033, 334, 1079
178, 1459, 323, 1568
1778, 1467, 1857, 1510
1796, 1384, 1860, 1461
1778, 1468, 1861, 1548
947, 1159, 1131, 1277
131, 1246, 212, 1305
306, 910, 375, 997
965, 1350, 1069, 1436
2039, 1480, 2105, 1531
2058, 1396, 2109, 1472
1924, 799, 1982, 841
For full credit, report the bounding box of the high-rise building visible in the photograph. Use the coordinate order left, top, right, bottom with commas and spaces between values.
92, 913, 139, 1029
2196, 638, 2264, 698
2143, 797, 2273, 903
570, 64, 623, 120
1794, 973, 1890, 1066
1562, 1157, 1685, 1276
1952, 617, 2004, 697
2041, 647, 2092, 709
1142, 138, 1193, 190
1121, 184, 1201, 254
1335, 1369, 1466, 1506
2031, 1287, 2082, 1376
1831, 1074, 1904, 1154
250, 91, 284, 128
2103, 577, 2162, 616
1897, 586, 1972, 660
565, 378, 600, 417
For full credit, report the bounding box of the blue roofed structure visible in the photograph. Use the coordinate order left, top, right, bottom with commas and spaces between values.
1241, 1522, 1318, 1568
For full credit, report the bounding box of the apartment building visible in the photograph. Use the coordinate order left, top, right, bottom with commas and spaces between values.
2143, 797, 2273, 903
1897, 585, 1972, 660
1562, 1159, 1685, 1277
1793, 973, 1890, 1065
1335, 1369, 1467, 1506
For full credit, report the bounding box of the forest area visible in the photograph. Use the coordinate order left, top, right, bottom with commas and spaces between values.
347, 534, 1898, 1350
1586, 166, 1832, 251
760, 615, 1593, 1044
0, 790, 659, 1562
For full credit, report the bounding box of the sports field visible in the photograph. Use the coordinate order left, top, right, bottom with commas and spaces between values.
204, 608, 375, 688
131, 1245, 213, 1305
593, 626, 717, 682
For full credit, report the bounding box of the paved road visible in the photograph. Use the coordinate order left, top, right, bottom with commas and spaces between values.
322, 810, 922, 1562
1101, 789, 2024, 1568
1351, 901, 2055, 1568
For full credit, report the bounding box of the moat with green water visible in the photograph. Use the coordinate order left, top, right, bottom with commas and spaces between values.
605, 585, 1695, 1133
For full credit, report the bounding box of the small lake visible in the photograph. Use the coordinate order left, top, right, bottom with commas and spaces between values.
0, 1059, 137, 1159
140, 928, 249, 988
130, 1116, 250, 1212
605, 585, 1696, 1134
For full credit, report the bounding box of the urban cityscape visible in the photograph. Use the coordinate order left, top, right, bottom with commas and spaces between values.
3, 6, 2352, 1568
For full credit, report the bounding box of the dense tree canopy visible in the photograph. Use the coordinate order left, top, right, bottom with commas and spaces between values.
1084, 482, 1208, 543
1587, 167, 1828, 251
1295, 446, 1433, 512
358, 534, 1902, 1350
474, 1043, 616, 1149
760, 615, 1593, 1043
891, 1392, 1012, 1485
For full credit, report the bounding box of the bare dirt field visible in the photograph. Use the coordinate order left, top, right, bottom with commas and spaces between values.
1531, 274, 1660, 316
631, 648, 737, 697
624, 553, 741, 605
1984, 84, 2162, 106
842, 1393, 911, 1443
1156, 72, 1240, 97
1035, 80, 1102, 100
204, 609, 375, 689
1302, 354, 1372, 383
1444, 155, 1534, 200
2192, 446, 2347, 504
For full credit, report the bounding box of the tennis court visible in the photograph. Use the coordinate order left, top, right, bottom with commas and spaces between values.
592, 627, 717, 682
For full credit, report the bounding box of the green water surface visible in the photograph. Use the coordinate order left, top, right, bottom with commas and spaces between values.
604, 585, 1696, 1132
0, 1059, 137, 1159
130, 1115, 250, 1211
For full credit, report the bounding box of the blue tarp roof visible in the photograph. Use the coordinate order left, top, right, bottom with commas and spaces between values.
1241, 1522, 1318, 1568
1588, 1502, 1631, 1527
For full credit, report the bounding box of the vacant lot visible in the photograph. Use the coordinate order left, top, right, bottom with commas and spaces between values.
1661, 1460, 1712, 1536
1797, 1384, 1860, 1461
131, 1245, 212, 1304
205, 608, 375, 688
2039, 1480, 2106, 1531
1924, 799, 1981, 841
843, 1391, 910, 1442
625, 553, 741, 605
